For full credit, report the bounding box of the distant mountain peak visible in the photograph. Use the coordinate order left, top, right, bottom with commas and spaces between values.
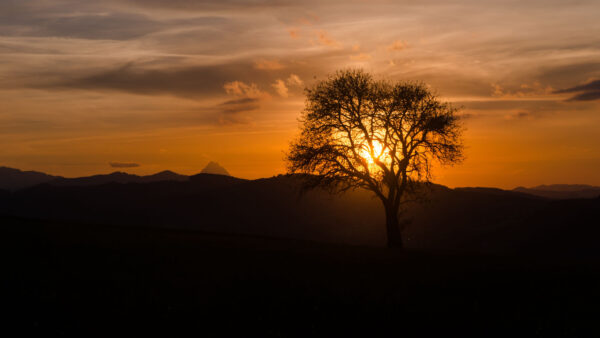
200, 161, 230, 176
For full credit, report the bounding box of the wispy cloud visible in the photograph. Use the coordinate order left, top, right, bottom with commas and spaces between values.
349, 53, 371, 61
316, 30, 340, 47
109, 162, 140, 168
272, 79, 289, 97
254, 59, 285, 70
286, 74, 303, 87
387, 40, 407, 52
554, 80, 600, 101
223, 81, 264, 98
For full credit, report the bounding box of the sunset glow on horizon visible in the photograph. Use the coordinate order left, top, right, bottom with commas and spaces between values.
2, 0, 599, 189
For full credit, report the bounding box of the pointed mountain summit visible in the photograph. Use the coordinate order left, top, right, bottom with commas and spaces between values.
200, 161, 230, 176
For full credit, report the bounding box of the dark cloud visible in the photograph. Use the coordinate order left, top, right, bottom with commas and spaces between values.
0, 1, 225, 40
555, 80, 600, 93
565, 91, 600, 101
109, 162, 140, 168
537, 63, 600, 88
554, 80, 600, 101
120, 0, 296, 10
46, 62, 264, 99
1, 13, 161, 40
218, 97, 261, 114
0, 0, 159, 40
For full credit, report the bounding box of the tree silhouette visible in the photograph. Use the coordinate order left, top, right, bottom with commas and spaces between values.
287, 69, 464, 248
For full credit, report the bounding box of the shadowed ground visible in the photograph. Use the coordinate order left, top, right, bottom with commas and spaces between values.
2, 215, 600, 337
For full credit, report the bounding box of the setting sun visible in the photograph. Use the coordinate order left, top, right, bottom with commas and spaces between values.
359, 140, 388, 165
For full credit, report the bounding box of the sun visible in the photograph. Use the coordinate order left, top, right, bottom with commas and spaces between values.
359, 140, 387, 165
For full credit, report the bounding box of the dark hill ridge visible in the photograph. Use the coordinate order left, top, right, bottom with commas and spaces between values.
0, 166, 191, 190
0, 164, 234, 191
1, 172, 599, 258
513, 184, 600, 199
0, 166, 58, 191
48, 170, 189, 187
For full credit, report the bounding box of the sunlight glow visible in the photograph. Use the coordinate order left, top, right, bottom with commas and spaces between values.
359, 140, 388, 165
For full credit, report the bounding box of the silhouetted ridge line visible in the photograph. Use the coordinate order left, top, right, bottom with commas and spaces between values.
0, 166, 59, 191
513, 184, 600, 199
0, 166, 196, 190
1, 172, 598, 258
44, 170, 189, 187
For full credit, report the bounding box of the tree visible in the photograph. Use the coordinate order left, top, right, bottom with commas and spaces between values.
287, 69, 464, 248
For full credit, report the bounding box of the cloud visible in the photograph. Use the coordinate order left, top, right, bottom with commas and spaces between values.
216, 97, 260, 125
109, 162, 140, 168
0, 2, 224, 41
491, 81, 553, 98
536, 62, 600, 88
316, 30, 340, 47
288, 28, 299, 38
271, 74, 304, 97
223, 81, 264, 98
254, 59, 285, 70
116, 0, 299, 11
554, 80, 600, 101
46, 63, 263, 99
565, 91, 600, 101
218, 97, 261, 114
387, 40, 407, 51
220, 80, 268, 123
272, 79, 289, 97
349, 53, 371, 61
504, 111, 532, 120
286, 74, 303, 87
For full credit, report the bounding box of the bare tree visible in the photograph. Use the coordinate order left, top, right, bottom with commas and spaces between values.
287, 69, 464, 248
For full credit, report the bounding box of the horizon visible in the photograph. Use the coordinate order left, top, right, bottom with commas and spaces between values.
3, 164, 599, 191
1, 1, 599, 189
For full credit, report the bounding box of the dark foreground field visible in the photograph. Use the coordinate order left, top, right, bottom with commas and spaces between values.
2, 216, 600, 337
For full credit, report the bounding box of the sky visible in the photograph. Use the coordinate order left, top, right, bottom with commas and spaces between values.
1, 0, 599, 188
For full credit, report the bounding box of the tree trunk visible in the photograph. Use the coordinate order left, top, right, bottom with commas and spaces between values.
384, 203, 403, 249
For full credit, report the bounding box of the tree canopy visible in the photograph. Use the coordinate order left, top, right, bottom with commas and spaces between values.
287, 69, 464, 248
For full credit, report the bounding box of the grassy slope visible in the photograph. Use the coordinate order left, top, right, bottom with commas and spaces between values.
2, 215, 600, 337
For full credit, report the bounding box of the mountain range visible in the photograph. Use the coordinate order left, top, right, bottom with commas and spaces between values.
513, 184, 600, 199
1, 166, 599, 258
3, 165, 598, 199
0, 162, 232, 191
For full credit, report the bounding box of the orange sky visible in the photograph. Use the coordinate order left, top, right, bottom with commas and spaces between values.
1, 0, 599, 189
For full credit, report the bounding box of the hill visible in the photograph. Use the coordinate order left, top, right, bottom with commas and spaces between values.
2, 215, 600, 336
0, 166, 58, 190
48, 170, 189, 187
0, 166, 189, 190
514, 184, 600, 199
1, 172, 599, 258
